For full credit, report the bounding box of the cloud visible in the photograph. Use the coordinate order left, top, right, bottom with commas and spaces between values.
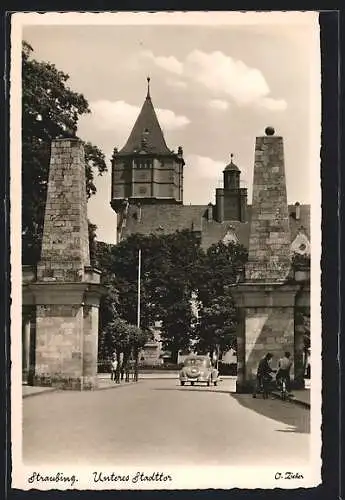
208, 99, 229, 111
88, 99, 190, 132
185, 50, 271, 105
156, 108, 190, 129
141, 50, 183, 75
183, 154, 226, 205
186, 154, 225, 179
258, 97, 287, 111
141, 49, 286, 111
166, 78, 187, 89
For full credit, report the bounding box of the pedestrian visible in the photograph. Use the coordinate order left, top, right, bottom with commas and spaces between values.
124, 360, 130, 382
253, 352, 274, 399
276, 351, 293, 394
111, 356, 118, 382
115, 361, 121, 384
129, 358, 135, 381
133, 358, 139, 382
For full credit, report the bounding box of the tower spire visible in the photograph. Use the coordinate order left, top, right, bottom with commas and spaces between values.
146, 76, 151, 98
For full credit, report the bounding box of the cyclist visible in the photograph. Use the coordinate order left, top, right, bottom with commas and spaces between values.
276, 351, 292, 394
253, 352, 274, 399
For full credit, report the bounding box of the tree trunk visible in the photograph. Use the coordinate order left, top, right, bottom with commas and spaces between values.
171, 349, 179, 365
115, 350, 121, 383
134, 347, 139, 382
209, 346, 214, 363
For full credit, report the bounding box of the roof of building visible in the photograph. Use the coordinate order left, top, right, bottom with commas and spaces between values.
120, 202, 310, 250
119, 81, 172, 155
224, 154, 240, 172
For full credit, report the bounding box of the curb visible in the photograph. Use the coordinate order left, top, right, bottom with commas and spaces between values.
22, 382, 140, 398
23, 388, 57, 399
270, 391, 310, 409
97, 381, 140, 391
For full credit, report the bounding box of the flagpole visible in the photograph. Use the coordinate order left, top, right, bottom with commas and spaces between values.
137, 248, 141, 328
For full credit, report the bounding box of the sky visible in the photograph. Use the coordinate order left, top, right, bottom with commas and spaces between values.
22, 13, 320, 244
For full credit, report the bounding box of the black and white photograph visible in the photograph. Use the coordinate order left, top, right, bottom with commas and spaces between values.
11, 11, 321, 490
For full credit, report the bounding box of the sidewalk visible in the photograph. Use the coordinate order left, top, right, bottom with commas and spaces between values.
22, 378, 139, 398
271, 388, 310, 409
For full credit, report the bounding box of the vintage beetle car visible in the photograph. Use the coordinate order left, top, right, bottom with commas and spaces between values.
179, 355, 219, 386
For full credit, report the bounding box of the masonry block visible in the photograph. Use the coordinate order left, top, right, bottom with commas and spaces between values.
245, 134, 291, 282
31, 138, 104, 391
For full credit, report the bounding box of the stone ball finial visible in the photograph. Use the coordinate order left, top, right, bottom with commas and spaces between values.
265, 126, 275, 136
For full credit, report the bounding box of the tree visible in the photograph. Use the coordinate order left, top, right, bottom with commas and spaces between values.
22, 41, 107, 264
95, 232, 247, 366
196, 293, 238, 361
95, 230, 202, 363
101, 317, 151, 373
161, 299, 194, 365
196, 241, 248, 305
193, 241, 247, 360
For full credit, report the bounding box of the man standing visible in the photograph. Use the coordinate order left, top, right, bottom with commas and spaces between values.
253, 353, 275, 399
276, 351, 293, 394
111, 356, 118, 382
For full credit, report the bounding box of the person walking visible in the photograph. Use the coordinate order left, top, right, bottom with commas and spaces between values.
124, 360, 130, 382
110, 356, 118, 382
115, 360, 121, 384
276, 351, 293, 394
253, 352, 275, 399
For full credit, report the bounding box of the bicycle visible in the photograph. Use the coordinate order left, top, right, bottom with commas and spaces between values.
276, 374, 289, 401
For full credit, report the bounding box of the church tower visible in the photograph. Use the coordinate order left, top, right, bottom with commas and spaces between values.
110, 78, 185, 216
215, 154, 247, 223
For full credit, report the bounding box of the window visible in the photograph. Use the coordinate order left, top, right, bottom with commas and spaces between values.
135, 160, 152, 169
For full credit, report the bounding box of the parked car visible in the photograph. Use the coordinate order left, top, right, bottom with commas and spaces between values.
179, 355, 219, 386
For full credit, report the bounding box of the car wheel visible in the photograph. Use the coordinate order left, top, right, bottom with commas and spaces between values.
191, 381, 194, 386
214, 381, 218, 386
180, 381, 185, 386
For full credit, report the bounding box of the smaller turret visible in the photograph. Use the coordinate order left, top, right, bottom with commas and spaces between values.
215, 153, 247, 223
223, 153, 240, 189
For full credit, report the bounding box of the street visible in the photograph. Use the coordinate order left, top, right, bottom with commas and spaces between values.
23, 378, 310, 466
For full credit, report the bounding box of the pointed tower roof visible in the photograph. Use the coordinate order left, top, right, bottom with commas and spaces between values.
119, 77, 171, 155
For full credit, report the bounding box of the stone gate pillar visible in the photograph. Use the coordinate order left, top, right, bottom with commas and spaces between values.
233, 128, 299, 392
28, 137, 104, 390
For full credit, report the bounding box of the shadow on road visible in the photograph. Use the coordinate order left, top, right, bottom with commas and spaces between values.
230, 394, 310, 434
152, 387, 231, 395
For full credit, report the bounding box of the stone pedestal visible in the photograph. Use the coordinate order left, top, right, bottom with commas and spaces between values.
233, 283, 299, 393
233, 129, 303, 393
30, 272, 103, 390
27, 138, 104, 390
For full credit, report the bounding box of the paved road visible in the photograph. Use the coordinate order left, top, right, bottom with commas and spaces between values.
23, 379, 310, 466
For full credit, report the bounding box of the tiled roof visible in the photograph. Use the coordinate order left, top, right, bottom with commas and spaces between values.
121, 203, 310, 250
119, 94, 171, 155
122, 204, 207, 239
